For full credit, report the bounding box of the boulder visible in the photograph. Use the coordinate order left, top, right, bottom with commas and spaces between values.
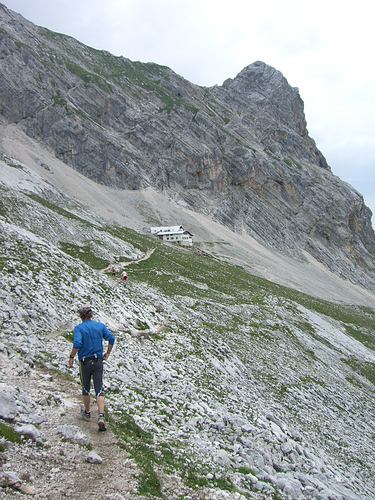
85, 451, 103, 464
0, 384, 18, 421
15, 424, 41, 442
56, 425, 89, 446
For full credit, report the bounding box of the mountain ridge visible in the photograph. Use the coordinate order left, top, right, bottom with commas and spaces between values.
0, 2, 374, 295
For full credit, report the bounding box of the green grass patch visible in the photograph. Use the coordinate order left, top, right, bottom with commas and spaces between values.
213, 477, 237, 492
26, 194, 93, 226
237, 466, 255, 475
15, 40, 26, 49
136, 319, 149, 331
344, 325, 375, 350
158, 444, 236, 492
58, 242, 109, 269
252, 279, 375, 333
284, 157, 293, 167
0, 198, 8, 219
283, 157, 303, 170
276, 374, 326, 397
304, 349, 319, 361
343, 358, 375, 386
111, 413, 237, 495
114, 228, 375, 337
64, 60, 112, 92
37, 30, 199, 114
345, 375, 363, 388
183, 102, 199, 115
34, 359, 76, 383
264, 148, 279, 161
295, 320, 316, 335
38, 27, 68, 41
111, 414, 162, 497
63, 330, 74, 342
0, 422, 21, 444
300, 375, 326, 387
103, 224, 156, 252
52, 92, 68, 107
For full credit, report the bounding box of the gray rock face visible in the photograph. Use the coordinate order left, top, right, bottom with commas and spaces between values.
0, 383, 35, 422
0, 384, 18, 421
218, 61, 328, 169
0, 2, 374, 291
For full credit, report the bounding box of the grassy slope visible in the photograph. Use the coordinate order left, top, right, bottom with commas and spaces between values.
1, 183, 375, 497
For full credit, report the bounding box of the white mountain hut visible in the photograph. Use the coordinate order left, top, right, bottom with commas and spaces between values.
150, 225, 193, 246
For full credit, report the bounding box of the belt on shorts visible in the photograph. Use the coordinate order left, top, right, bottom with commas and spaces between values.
81, 355, 102, 364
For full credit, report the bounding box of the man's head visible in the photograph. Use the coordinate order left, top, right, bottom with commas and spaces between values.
78, 306, 93, 321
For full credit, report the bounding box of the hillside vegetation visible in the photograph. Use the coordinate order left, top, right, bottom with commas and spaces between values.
1, 156, 375, 499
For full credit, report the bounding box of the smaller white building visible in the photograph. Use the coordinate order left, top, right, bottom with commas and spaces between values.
150, 225, 193, 246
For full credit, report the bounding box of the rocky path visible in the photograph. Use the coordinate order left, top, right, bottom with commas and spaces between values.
2, 348, 253, 500
102, 248, 156, 281
123, 248, 155, 267
0, 349, 141, 499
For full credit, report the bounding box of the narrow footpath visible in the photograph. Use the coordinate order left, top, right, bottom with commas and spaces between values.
0, 349, 142, 499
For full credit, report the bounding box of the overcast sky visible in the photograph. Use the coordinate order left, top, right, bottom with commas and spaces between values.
4, 0, 375, 223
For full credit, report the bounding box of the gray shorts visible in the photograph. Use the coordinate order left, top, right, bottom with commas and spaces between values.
79, 358, 104, 397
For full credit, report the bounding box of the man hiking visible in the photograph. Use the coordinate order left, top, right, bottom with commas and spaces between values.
68, 306, 115, 432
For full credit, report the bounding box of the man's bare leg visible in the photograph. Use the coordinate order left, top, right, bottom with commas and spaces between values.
97, 395, 106, 431
82, 394, 91, 413
97, 395, 105, 414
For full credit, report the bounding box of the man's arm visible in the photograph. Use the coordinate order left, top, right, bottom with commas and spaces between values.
68, 327, 82, 367
68, 347, 79, 368
103, 343, 113, 361
102, 324, 115, 360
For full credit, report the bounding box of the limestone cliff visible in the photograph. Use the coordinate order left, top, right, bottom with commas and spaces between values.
0, 2, 374, 290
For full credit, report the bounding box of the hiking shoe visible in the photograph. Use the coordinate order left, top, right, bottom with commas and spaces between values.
98, 413, 106, 432
81, 409, 91, 422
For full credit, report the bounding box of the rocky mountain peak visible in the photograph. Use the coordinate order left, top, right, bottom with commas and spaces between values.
221, 60, 316, 148
225, 60, 284, 86
0, 5, 373, 292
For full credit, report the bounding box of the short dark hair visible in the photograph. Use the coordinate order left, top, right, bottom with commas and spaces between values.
78, 306, 93, 320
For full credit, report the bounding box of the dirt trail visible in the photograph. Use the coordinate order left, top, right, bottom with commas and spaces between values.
1, 355, 142, 500
123, 248, 155, 267
102, 248, 155, 279
54, 376, 141, 500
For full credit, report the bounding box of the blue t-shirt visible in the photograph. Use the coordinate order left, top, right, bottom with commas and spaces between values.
73, 320, 115, 361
